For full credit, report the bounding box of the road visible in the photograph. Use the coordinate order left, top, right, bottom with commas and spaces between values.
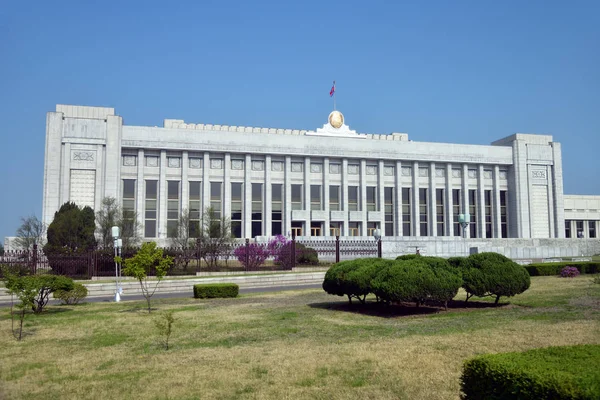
0, 283, 323, 307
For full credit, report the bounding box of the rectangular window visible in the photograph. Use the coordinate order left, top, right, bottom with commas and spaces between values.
576, 220, 584, 238
330, 222, 341, 236
122, 179, 136, 236
366, 186, 377, 211
419, 188, 428, 236
291, 221, 303, 237
231, 183, 243, 238
500, 190, 508, 238
210, 182, 222, 219
167, 181, 180, 238
589, 221, 596, 238
189, 181, 201, 238
484, 190, 492, 238
348, 186, 359, 211
271, 184, 282, 236
367, 222, 379, 236
252, 183, 263, 237
291, 184, 303, 210
402, 188, 411, 236
384, 187, 394, 236
310, 185, 322, 211
469, 189, 477, 238
310, 221, 322, 236
144, 180, 158, 238
436, 188, 444, 236
565, 220, 572, 238
349, 222, 360, 237
453, 189, 461, 236
329, 185, 340, 211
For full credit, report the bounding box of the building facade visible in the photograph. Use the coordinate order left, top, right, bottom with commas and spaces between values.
41, 104, 595, 248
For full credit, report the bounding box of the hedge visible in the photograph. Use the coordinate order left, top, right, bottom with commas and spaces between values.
461, 344, 600, 399
193, 283, 239, 299
322, 260, 363, 302
525, 262, 600, 276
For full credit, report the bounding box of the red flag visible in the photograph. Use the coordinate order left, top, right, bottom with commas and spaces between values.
329, 81, 335, 97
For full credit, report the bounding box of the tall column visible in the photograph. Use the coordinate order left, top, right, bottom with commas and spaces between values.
429, 162, 436, 237
412, 161, 419, 236
223, 153, 231, 226
244, 154, 252, 238
546, 165, 555, 238
61, 142, 71, 205
512, 140, 530, 238
493, 165, 501, 238
202, 152, 210, 214
378, 160, 385, 235
478, 164, 485, 238
284, 156, 292, 237
265, 155, 272, 237
42, 111, 64, 226
304, 156, 310, 210
324, 158, 330, 236
158, 150, 167, 240
445, 163, 452, 236
360, 159, 367, 236
104, 115, 123, 199
552, 143, 565, 238
136, 149, 145, 238
182, 151, 189, 217
342, 158, 349, 236
395, 161, 402, 237
462, 164, 469, 238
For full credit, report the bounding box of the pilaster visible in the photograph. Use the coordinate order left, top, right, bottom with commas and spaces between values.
244, 154, 252, 238
378, 160, 385, 235
324, 157, 330, 236
552, 142, 565, 238
429, 162, 436, 237
223, 153, 231, 223
395, 161, 402, 237
445, 163, 452, 236
342, 158, 349, 236
462, 164, 469, 238
478, 164, 485, 238
136, 149, 145, 238
360, 159, 367, 235
412, 161, 419, 236
493, 165, 501, 238
265, 155, 272, 237
284, 156, 292, 236
158, 150, 167, 239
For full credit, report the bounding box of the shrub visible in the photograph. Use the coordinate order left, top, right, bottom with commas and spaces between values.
277, 242, 319, 268
54, 282, 88, 305
3, 273, 74, 313
395, 254, 421, 261
447, 256, 467, 268
193, 283, 239, 299
461, 252, 530, 304
322, 260, 362, 302
371, 259, 462, 308
526, 262, 600, 276
560, 266, 580, 278
461, 345, 600, 400
233, 243, 269, 270
343, 258, 394, 303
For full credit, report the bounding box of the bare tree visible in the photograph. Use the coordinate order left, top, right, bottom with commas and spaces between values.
96, 197, 141, 249
197, 206, 234, 269
168, 209, 197, 268
15, 215, 46, 251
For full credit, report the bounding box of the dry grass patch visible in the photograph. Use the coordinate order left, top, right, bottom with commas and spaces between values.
0, 276, 599, 400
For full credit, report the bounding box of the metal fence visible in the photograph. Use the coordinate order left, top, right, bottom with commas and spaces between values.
0, 237, 381, 279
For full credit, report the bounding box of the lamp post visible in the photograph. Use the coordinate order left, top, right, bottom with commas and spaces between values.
373, 229, 382, 258
458, 213, 470, 257
111, 226, 122, 302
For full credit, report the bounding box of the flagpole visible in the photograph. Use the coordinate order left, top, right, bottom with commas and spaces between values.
333, 81, 336, 110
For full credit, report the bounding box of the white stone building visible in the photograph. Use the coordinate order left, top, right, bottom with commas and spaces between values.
39, 104, 599, 253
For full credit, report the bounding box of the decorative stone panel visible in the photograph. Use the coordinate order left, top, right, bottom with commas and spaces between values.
122, 155, 136, 166
384, 166, 394, 176
419, 167, 429, 177
366, 165, 377, 175
252, 160, 264, 171
401, 166, 412, 177
189, 158, 202, 169
271, 161, 284, 172
146, 156, 159, 167
348, 164, 359, 175
435, 168, 445, 178
231, 159, 244, 170
168, 157, 181, 168
310, 163, 323, 173
468, 169, 477, 179
484, 170, 493, 179
329, 163, 341, 174
291, 162, 303, 172
452, 168, 462, 178
211, 159, 223, 169
69, 169, 96, 209
73, 151, 95, 162
499, 170, 508, 180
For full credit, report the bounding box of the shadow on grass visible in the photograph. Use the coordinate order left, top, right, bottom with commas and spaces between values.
309, 299, 510, 318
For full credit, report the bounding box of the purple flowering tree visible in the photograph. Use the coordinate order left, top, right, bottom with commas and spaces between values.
267, 234, 291, 264
234, 243, 270, 270
560, 266, 580, 278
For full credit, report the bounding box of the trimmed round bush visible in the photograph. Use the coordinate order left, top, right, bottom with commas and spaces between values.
344, 258, 395, 303
461, 252, 531, 304
371, 259, 462, 308
395, 254, 421, 261
447, 256, 467, 268
322, 260, 361, 302
54, 282, 88, 305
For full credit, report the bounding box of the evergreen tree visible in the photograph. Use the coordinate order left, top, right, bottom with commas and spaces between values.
43, 202, 97, 255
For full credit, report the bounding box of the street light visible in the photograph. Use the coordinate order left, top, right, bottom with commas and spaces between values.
458, 213, 470, 239
111, 226, 122, 302
373, 229, 382, 258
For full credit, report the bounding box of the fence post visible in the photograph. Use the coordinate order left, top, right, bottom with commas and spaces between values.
291, 231, 296, 270
377, 239, 382, 259
335, 235, 340, 263
32, 244, 38, 274
245, 238, 250, 271
196, 238, 201, 270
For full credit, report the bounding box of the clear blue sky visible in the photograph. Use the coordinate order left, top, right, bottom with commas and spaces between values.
0, 0, 598, 241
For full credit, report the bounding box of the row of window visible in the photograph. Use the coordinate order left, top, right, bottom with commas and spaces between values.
123, 179, 509, 238
565, 220, 597, 238
121, 155, 508, 180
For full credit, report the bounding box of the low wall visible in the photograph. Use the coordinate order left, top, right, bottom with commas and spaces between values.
382, 237, 600, 259
0, 271, 326, 303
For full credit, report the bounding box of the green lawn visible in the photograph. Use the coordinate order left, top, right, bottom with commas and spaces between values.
1, 276, 599, 400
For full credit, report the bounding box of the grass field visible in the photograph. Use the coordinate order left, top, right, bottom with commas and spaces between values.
1, 276, 599, 400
